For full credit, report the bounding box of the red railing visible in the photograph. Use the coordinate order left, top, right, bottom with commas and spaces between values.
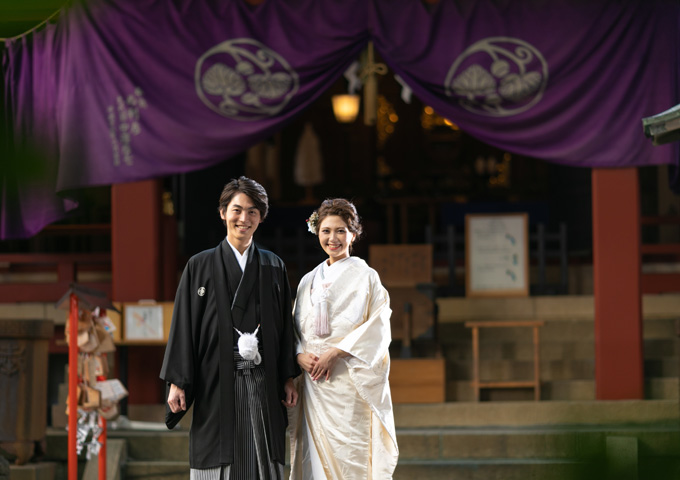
0, 253, 111, 302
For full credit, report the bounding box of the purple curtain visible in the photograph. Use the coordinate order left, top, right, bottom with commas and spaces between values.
2, 0, 368, 238
370, 0, 679, 168
2, 24, 78, 239
2, 0, 679, 239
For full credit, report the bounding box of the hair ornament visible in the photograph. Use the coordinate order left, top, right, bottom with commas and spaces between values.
306, 211, 319, 235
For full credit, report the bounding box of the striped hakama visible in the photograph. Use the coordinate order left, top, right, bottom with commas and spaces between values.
190, 350, 284, 480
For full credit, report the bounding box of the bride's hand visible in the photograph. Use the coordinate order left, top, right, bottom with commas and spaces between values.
297, 352, 319, 374
310, 347, 349, 381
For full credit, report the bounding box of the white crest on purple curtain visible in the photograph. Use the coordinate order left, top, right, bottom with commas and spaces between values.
195, 38, 299, 120
445, 37, 548, 117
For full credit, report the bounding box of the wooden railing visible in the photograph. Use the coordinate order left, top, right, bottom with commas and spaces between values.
425, 222, 568, 296
0, 253, 111, 302
641, 216, 680, 294
3, 214, 677, 303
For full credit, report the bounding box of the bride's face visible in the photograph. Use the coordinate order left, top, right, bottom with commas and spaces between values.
318, 215, 355, 265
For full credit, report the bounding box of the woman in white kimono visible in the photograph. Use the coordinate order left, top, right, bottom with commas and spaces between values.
289, 198, 399, 479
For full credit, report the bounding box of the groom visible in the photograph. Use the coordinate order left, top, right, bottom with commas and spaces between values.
160, 176, 299, 479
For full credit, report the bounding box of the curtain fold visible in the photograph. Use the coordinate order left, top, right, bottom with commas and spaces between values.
2, 23, 78, 239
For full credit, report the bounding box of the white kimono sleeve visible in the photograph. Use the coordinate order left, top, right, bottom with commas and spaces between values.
336, 271, 392, 368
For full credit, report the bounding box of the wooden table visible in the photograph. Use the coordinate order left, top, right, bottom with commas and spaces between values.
464, 320, 545, 401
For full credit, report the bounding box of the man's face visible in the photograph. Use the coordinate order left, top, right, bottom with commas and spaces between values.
220, 192, 262, 246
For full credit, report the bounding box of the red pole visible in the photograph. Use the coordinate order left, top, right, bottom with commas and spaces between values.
68, 293, 78, 480
98, 417, 107, 479
592, 168, 644, 399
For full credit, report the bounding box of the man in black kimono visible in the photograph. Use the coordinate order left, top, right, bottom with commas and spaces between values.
160, 176, 299, 480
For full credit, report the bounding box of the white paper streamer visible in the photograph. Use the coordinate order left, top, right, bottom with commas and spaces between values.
394, 74, 413, 104
344, 61, 362, 95
73, 410, 102, 458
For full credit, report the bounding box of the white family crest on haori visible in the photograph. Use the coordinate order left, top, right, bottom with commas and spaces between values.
234, 325, 261, 364
195, 38, 300, 120
197, 286, 206, 296
445, 37, 548, 117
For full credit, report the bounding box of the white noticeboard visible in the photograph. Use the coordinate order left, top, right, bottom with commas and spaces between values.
124, 304, 164, 341
465, 213, 529, 297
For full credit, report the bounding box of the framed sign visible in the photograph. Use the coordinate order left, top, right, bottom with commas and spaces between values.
124, 303, 164, 341
465, 213, 529, 297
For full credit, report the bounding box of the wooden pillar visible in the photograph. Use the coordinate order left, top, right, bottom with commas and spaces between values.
111, 180, 162, 302
111, 179, 166, 407
592, 168, 644, 399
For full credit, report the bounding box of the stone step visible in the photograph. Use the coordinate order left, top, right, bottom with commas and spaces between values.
398, 424, 680, 460
123, 460, 295, 480
124, 460, 189, 480
44, 410, 680, 463
44, 428, 186, 462
42, 400, 680, 480
51, 399, 678, 431
110, 456, 680, 480
8, 462, 57, 480
35, 456, 678, 480
43, 455, 680, 480
50, 427, 620, 463
57, 399, 676, 430
122, 397, 680, 427
393, 400, 679, 428
393, 458, 597, 480
123, 431, 188, 462
48, 427, 658, 463
399, 427, 591, 461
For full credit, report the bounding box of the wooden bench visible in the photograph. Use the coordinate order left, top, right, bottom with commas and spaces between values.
464, 320, 544, 401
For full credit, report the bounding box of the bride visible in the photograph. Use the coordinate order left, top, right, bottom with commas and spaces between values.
288, 198, 399, 479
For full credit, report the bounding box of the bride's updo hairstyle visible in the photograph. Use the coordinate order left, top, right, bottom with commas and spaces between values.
316, 198, 363, 243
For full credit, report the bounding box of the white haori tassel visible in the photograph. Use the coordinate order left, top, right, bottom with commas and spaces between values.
311, 263, 335, 337
314, 292, 330, 336
234, 325, 261, 364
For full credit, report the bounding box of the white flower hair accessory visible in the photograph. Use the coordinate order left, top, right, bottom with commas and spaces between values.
306, 211, 319, 235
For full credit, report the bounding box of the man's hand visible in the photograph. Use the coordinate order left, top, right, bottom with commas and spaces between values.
168, 383, 187, 413
281, 377, 298, 408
